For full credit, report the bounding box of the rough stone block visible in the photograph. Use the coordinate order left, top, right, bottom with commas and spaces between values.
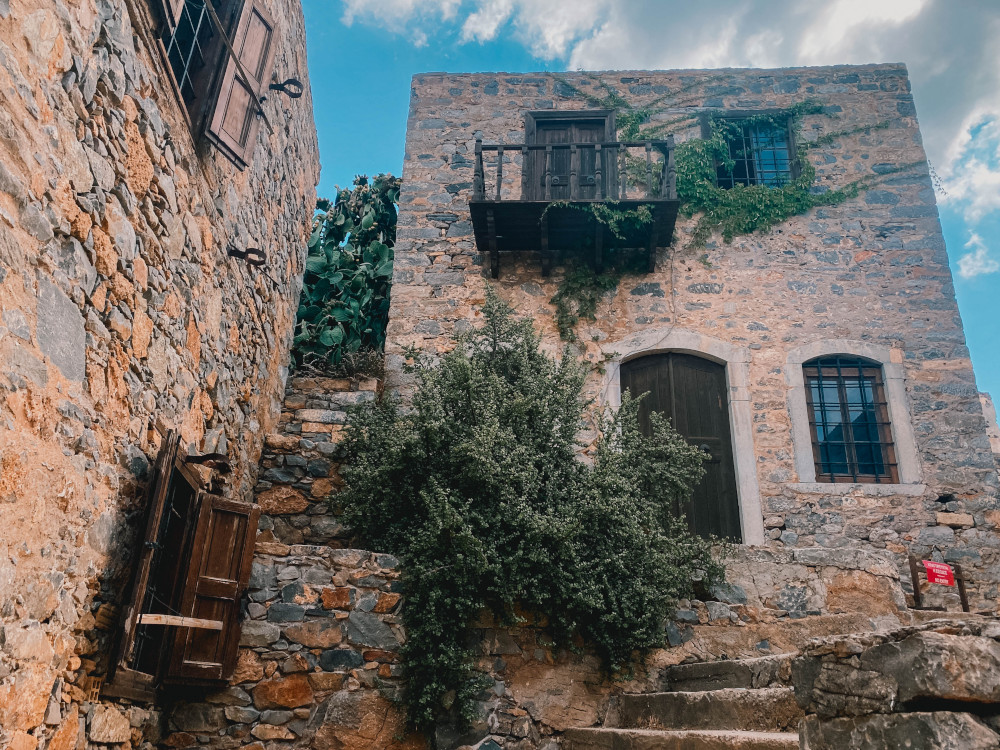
862, 632, 1000, 704
36, 278, 85, 380
936, 512, 974, 529
283, 619, 343, 648
257, 486, 310, 515
170, 704, 227, 733
801, 712, 1000, 750
88, 705, 132, 743
346, 611, 400, 650
252, 674, 314, 710
240, 621, 281, 647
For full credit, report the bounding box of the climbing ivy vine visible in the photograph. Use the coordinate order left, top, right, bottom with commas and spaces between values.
546, 75, 921, 340
550, 266, 622, 342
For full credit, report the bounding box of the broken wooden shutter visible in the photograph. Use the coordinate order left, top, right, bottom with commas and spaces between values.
205, 0, 277, 169
166, 492, 260, 683
105, 432, 180, 695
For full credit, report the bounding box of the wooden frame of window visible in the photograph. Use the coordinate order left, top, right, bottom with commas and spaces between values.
803, 356, 899, 484
149, 0, 276, 170
700, 110, 800, 189
104, 432, 259, 700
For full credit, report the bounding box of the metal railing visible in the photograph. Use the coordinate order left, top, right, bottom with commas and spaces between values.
473, 136, 677, 202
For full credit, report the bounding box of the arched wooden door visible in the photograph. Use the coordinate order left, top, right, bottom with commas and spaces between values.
620, 353, 742, 541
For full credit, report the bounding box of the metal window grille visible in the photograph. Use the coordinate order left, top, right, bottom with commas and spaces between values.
803, 356, 899, 484
717, 120, 793, 189
163, 0, 216, 106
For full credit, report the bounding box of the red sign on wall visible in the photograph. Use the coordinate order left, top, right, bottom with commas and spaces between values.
923, 560, 956, 586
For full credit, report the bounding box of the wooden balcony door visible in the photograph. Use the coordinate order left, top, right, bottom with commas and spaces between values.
620, 353, 742, 541
525, 110, 616, 201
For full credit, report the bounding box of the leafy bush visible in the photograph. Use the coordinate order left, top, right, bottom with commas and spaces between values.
339, 289, 721, 730
291, 174, 400, 374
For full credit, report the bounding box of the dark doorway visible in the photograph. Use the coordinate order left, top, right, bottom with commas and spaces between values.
620, 352, 742, 540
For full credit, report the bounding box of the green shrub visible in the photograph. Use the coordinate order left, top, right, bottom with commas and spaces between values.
291, 174, 399, 374
339, 289, 721, 730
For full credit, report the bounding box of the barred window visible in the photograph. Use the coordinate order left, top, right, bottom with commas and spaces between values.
803, 356, 899, 483
716, 118, 794, 189
154, 0, 276, 169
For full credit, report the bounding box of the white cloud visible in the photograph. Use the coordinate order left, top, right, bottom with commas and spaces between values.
957, 232, 1000, 279
339, 0, 461, 46
340, 0, 1000, 227
939, 115, 1000, 223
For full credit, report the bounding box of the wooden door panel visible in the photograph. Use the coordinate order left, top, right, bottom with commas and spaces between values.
536, 123, 572, 199
621, 353, 742, 541
166, 493, 259, 683
525, 113, 615, 200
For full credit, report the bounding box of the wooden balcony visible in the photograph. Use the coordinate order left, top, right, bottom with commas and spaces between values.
469, 137, 679, 277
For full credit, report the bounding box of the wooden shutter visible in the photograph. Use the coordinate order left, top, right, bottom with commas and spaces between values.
205, 0, 277, 169
166, 493, 260, 683
106, 432, 181, 691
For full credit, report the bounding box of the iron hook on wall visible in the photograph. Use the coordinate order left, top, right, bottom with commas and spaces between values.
227, 246, 267, 267
269, 78, 304, 99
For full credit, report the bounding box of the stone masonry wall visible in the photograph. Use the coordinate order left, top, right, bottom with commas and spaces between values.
163, 377, 924, 750
794, 619, 1000, 749
254, 376, 379, 548
387, 66, 1000, 609
0, 0, 318, 745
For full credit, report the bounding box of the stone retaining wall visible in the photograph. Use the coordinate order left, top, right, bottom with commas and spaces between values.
157, 375, 924, 750
794, 618, 1000, 748
255, 376, 379, 547
162, 541, 919, 750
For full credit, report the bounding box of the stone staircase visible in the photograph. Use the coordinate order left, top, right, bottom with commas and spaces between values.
563, 654, 802, 749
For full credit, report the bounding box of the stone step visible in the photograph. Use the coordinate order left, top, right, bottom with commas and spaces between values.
562, 728, 799, 750
614, 687, 803, 733
662, 653, 795, 692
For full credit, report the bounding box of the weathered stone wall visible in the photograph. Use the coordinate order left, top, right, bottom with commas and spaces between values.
156, 374, 921, 750
255, 376, 379, 548
388, 66, 1000, 608
169, 541, 913, 750
0, 0, 318, 743
794, 619, 1000, 749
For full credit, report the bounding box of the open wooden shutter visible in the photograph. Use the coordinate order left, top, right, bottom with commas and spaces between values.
105, 432, 181, 694
166, 493, 260, 683
205, 0, 276, 169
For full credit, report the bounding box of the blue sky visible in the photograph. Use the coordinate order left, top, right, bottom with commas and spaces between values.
301, 0, 1000, 402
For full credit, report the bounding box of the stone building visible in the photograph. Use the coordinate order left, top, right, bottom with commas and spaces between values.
5, 34, 1000, 750
388, 66, 1000, 602
0, 0, 318, 743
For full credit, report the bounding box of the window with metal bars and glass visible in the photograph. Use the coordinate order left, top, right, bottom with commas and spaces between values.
716, 119, 794, 189
803, 356, 899, 483
162, 0, 218, 108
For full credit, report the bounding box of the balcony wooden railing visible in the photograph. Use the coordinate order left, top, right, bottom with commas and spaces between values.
469, 137, 680, 277
473, 136, 677, 202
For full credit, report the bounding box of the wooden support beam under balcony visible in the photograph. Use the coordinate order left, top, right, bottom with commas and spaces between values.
469, 138, 679, 278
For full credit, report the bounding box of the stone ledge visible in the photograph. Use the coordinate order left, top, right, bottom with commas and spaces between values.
785, 483, 927, 496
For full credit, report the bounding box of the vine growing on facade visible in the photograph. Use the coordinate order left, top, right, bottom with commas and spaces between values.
551, 74, 915, 245
545, 75, 920, 340
291, 174, 399, 374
